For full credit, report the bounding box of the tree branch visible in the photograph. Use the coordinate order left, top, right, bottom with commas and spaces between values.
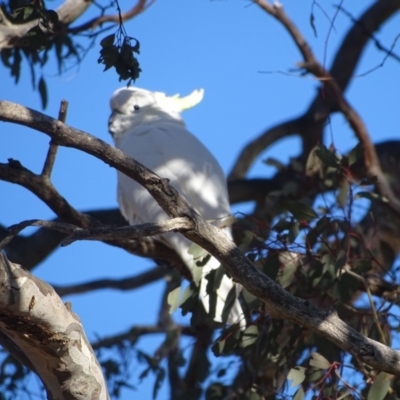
0, 153, 192, 279
41, 99, 67, 178
252, 1, 400, 217
0, 209, 125, 270
68, 0, 155, 34
0, 0, 92, 49
229, 0, 400, 178
53, 266, 167, 297
91, 325, 195, 350
61, 216, 194, 246
0, 160, 100, 228
0, 252, 109, 400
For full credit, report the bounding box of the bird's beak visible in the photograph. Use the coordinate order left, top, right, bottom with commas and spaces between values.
108, 111, 119, 136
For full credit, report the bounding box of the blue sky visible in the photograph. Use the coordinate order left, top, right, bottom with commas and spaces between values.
1, 1, 400, 398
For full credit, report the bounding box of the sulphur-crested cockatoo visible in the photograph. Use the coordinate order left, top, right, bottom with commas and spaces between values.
108, 87, 243, 327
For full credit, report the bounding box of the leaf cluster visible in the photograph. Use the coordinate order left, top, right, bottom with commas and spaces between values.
0, 1, 80, 109
98, 33, 141, 85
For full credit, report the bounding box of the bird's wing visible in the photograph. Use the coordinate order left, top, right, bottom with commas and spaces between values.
115, 121, 231, 225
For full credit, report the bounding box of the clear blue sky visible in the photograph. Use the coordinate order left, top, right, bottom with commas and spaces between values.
1, 1, 400, 398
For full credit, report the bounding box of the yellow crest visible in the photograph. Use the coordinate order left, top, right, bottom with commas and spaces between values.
171, 89, 204, 111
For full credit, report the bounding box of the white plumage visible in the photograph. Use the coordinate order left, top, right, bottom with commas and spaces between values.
109, 87, 244, 327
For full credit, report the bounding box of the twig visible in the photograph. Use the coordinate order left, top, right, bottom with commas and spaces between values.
337, 5, 400, 66
68, 0, 155, 34
91, 324, 195, 350
61, 217, 193, 246
0, 209, 125, 270
41, 100, 68, 178
342, 266, 387, 345
228, 118, 301, 180
52, 266, 167, 296
0, 219, 78, 251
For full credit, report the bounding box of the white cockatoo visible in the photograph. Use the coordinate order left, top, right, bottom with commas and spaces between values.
108, 86, 244, 327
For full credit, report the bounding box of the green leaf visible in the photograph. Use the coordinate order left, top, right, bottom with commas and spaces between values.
45, 10, 59, 23
306, 215, 330, 247
212, 324, 241, 356
11, 49, 22, 84
288, 220, 300, 243
293, 387, 305, 400
213, 339, 225, 356
315, 145, 340, 168
38, 76, 48, 109
240, 325, 258, 348
179, 285, 197, 315
25, 26, 48, 51
167, 286, 181, 314
367, 372, 391, 400
337, 179, 349, 208
188, 242, 208, 261
205, 269, 217, 320
221, 285, 237, 324
335, 250, 347, 271
355, 191, 388, 203
23, 6, 34, 20
277, 254, 298, 288
348, 142, 363, 166
281, 200, 318, 222
128, 37, 141, 54
153, 368, 165, 400
247, 392, 262, 400
263, 157, 285, 170
309, 352, 330, 369
98, 45, 119, 71
306, 145, 324, 176
138, 366, 151, 380
288, 366, 306, 387
238, 230, 254, 252
100, 33, 115, 48
273, 218, 295, 233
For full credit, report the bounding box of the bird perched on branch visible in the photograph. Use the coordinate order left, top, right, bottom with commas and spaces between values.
108, 86, 244, 327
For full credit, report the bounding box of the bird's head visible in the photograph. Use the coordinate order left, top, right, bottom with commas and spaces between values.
108, 87, 204, 137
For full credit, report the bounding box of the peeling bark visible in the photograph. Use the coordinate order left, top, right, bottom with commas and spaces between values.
0, 252, 110, 400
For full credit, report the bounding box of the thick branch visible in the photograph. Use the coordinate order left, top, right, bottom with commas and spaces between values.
0, 160, 100, 228
0, 252, 109, 400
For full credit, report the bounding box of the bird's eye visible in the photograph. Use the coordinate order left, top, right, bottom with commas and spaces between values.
133, 105, 140, 111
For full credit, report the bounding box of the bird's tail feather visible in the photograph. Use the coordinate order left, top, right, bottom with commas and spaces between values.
161, 231, 245, 328
198, 255, 245, 329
